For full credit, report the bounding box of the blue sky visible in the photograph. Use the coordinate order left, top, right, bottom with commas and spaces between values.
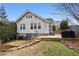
0, 3, 74, 22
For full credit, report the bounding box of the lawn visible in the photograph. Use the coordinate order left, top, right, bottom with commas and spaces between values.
40, 41, 79, 56
1, 40, 79, 56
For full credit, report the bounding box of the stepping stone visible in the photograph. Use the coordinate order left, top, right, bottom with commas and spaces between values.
17, 45, 26, 49
17, 47, 21, 49
31, 41, 36, 44
9, 47, 18, 51
26, 43, 30, 47
35, 40, 40, 41
29, 42, 33, 45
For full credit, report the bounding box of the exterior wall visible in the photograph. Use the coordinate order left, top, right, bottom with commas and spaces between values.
69, 25, 79, 38
53, 21, 61, 29
17, 13, 49, 37
49, 22, 53, 34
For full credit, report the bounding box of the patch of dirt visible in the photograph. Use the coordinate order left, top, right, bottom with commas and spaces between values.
2, 42, 44, 56
0, 44, 18, 56
64, 40, 79, 52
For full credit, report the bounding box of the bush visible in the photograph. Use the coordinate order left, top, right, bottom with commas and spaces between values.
60, 19, 69, 30
61, 30, 75, 38
0, 22, 17, 43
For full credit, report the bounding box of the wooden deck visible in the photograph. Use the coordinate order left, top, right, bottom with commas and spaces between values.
37, 34, 62, 39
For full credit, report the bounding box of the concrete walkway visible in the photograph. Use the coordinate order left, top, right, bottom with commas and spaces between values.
37, 34, 62, 39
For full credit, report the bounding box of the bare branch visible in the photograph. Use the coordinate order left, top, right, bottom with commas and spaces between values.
61, 3, 79, 23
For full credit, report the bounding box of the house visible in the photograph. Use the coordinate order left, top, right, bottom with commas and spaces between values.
46, 18, 61, 29
46, 18, 61, 33
16, 11, 52, 39
53, 21, 61, 29
69, 25, 79, 38
45, 18, 54, 34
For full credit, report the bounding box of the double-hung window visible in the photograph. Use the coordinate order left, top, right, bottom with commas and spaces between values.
20, 24, 25, 30
38, 23, 41, 29
30, 23, 38, 30
23, 24, 25, 30
20, 24, 22, 30
30, 23, 33, 29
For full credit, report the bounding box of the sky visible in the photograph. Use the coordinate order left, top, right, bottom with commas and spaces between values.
0, 3, 78, 24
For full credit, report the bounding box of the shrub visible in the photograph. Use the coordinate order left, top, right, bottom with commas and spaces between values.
61, 30, 75, 38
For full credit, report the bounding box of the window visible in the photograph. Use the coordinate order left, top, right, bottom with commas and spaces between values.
20, 24, 25, 30
34, 23, 37, 29
30, 16, 32, 18
20, 24, 22, 30
26, 15, 32, 18
28, 15, 30, 18
28, 15, 32, 18
23, 24, 25, 29
30, 23, 37, 29
26, 16, 27, 18
30, 23, 33, 29
38, 23, 41, 29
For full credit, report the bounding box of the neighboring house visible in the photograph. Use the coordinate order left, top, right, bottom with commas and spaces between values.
69, 25, 79, 38
16, 11, 50, 38
45, 18, 54, 34
46, 18, 61, 32
53, 21, 61, 29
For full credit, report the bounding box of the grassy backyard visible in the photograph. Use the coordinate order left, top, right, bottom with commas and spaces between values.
1, 40, 79, 56
40, 41, 79, 56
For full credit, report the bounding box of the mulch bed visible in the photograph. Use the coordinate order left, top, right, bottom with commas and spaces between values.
0, 39, 41, 55
0, 44, 18, 52
0, 44, 18, 55
64, 39, 79, 52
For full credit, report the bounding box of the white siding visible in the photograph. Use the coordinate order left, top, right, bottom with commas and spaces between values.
17, 13, 49, 34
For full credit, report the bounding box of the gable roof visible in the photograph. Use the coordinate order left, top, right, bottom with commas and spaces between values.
16, 11, 49, 23
45, 18, 53, 22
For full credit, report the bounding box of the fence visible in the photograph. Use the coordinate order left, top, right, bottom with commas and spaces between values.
69, 25, 79, 38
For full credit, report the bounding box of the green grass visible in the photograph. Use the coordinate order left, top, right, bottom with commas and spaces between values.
40, 41, 79, 56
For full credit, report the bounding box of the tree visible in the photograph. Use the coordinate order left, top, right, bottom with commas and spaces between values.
9, 22, 17, 39
0, 5, 17, 43
0, 21, 7, 42
0, 5, 9, 42
51, 3, 79, 23
0, 5, 9, 23
60, 18, 69, 30
0, 21, 17, 43
60, 3, 79, 23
